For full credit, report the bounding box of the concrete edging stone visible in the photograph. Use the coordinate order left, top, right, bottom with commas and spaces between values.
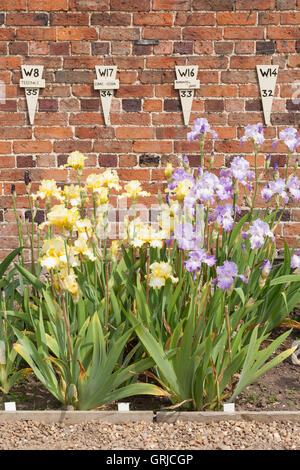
0, 410, 300, 424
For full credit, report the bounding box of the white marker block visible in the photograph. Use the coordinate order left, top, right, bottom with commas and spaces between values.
223, 403, 235, 413
20, 65, 45, 126
118, 402, 130, 411
291, 340, 300, 365
94, 66, 119, 126
4, 402, 16, 411
256, 65, 278, 126
175, 66, 200, 126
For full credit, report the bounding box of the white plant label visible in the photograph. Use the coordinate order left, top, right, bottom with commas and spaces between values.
20, 65, 45, 125
94, 66, 119, 126
291, 340, 300, 365
0, 340, 6, 364
4, 402, 16, 411
174, 66, 200, 126
256, 65, 278, 126
223, 403, 235, 413
117, 402, 130, 411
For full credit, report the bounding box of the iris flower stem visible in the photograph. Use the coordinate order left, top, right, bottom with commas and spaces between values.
61, 295, 73, 360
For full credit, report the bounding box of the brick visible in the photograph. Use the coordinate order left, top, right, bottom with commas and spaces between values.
224, 27, 264, 40
173, 42, 193, 54
216, 12, 257, 25
119, 155, 137, 167
116, 85, 154, 98
9, 42, 29, 55
235, 41, 255, 54
122, 99, 142, 112
6, 13, 49, 25
64, 57, 100, 69
98, 155, 118, 167
194, 41, 213, 55
0, 101, 17, 112
205, 100, 225, 113
0, 0, 26, 9
55, 71, 93, 83
183, 27, 222, 40
258, 12, 280, 24
69, 0, 109, 10
176, 12, 215, 26
142, 27, 181, 40
281, 12, 300, 24
111, 0, 150, 10
133, 141, 172, 153
199, 85, 237, 97
143, 99, 162, 111
0, 128, 32, 140
50, 13, 89, 26
116, 127, 155, 139
288, 56, 300, 67
231, 56, 272, 69
50, 42, 70, 55
146, 57, 185, 69
132, 44, 152, 56
93, 141, 132, 153
91, 13, 131, 26
13, 141, 52, 154
164, 99, 181, 112
16, 156, 36, 168
29, 42, 49, 55
276, 0, 296, 8
16, 28, 56, 41
134, 13, 173, 26
214, 42, 233, 55
75, 127, 115, 140
69, 113, 104, 126
256, 41, 276, 54
80, 99, 99, 111
100, 28, 139, 41
193, 0, 233, 9
28, 0, 68, 9
268, 27, 300, 39
153, 0, 190, 9
139, 155, 160, 167
278, 40, 296, 52
34, 127, 73, 139
0, 57, 21, 69
236, 0, 275, 7
39, 99, 58, 112
72, 42, 91, 54
57, 27, 98, 41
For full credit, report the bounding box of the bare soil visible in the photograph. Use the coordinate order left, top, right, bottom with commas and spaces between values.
1, 326, 299, 413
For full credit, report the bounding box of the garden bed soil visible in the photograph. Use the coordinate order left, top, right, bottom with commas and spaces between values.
1, 326, 299, 413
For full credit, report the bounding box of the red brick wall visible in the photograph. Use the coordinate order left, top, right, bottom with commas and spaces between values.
0, 0, 300, 259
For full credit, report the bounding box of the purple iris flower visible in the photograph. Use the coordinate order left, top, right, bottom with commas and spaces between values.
187, 118, 218, 142
184, 249, 216, 273
260, 259, 271, 279
168, 168, 195, 191
173, 223, 202, 251
208, 204, 235, 232
291, 250, 300, 269
215, 261, 248, 290
279, 128, 300, 152
261, 178, 289, 204
287, 176, 300, 200
247, 219, 275, 250
240, 123, 265, 146
229, 156, 255, 186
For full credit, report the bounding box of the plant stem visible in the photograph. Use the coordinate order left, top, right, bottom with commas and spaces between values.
61, 295, 73, 360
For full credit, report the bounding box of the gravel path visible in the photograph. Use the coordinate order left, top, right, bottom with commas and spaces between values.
0, 419, 299, 450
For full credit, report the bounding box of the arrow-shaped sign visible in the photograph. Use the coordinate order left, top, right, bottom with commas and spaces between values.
94, 66, 119, 126
256, 65, 278, 126
175, 66, 199, 126
20, 65, 45, 125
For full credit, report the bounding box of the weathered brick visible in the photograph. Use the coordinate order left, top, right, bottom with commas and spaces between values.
111, 0, 150, 10
16, 27, 56, 41
69, 0, 109, 10
50, 13, 89, 26
91, 12, 131, 26
28, 0, 68, 9
256, 41, 276, 54
7, 13, 49, 25
122, 99, 142, 112
276, 0, 296, 8
57, 27, 98, 41
173, 42, 193, 54
217, 12, 257, 25
153, 0, 190, 9
193, 0, 234, 9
